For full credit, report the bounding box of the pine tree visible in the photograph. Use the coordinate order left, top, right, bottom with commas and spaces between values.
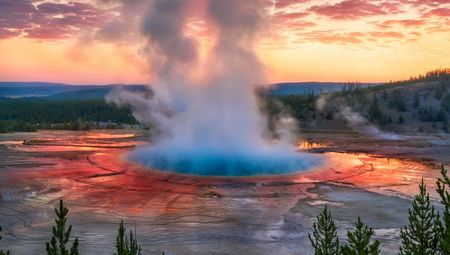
0, 226, 10, 255
369, 95, 382, 121
437, 165, 450, 254
399, 179, 441, 255
46, 200, 79, 255
308, 206, 341, 255
341, 217, 380, 255
114, 220, 141, 255
414, 92, 420, 109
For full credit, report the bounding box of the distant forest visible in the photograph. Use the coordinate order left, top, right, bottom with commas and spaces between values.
268, 68, 450, 133
0, 99, 137, 133
0, 69, 449, 133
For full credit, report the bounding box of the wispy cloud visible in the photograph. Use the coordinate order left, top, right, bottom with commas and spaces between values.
0, 0, 111, 39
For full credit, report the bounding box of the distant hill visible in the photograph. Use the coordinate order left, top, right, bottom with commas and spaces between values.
47, 85, 148, 100
269, 69, 450, 134
269, 82, 381, 95
1, 69, 448, 134
0, 82, 68, 87
0, 82, 149, 99
0, 81, 383, 99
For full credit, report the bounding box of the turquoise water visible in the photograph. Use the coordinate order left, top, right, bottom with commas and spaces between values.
130, 146, 322, 176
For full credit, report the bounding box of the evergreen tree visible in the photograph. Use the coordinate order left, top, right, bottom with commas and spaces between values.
388, 115, 393, 124
443, 122, 449, 133
0, 226, 10, 255
382, 90, 389, 100
414, 92, 420, 109
308, 207, 341, 255
114, 220, 141, 255
437, 165, 450, 254
399, 179, 441, 255
46, 200, 79, 255
443, 94, 450, 112
341, 217, 380, 255
369, 95, 382, 121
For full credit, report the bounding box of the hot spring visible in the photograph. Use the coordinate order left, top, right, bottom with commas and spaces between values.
128, 143, 323, 177
108, 0, 323, 177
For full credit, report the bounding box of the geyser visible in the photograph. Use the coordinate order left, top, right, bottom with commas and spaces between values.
107, 0, 322, 176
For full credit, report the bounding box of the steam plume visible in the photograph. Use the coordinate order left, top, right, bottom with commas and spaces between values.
339, 106, 401, 140
107, 0, 320, 176
316, 94, 402, 140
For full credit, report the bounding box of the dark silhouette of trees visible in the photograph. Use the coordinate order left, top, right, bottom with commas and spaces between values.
0, 226, 10, 255
341, 217, 380, 255
443, 94, 450, 112
413, 92, 420, 109
309, 207, 341, 255
437, 166, 450, 254
368, 95, 382, 121
46, 200, 79, 255
399, 180, 441, 255
388, 90, 406, 112
0, 98, 136, 133
114, 220, 141, 255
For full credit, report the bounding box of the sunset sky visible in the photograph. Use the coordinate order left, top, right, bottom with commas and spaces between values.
0, 0, 449, 84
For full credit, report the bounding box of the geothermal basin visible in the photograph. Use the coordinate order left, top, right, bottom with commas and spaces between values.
128, 143, 323, 177
0, 130, 449, 255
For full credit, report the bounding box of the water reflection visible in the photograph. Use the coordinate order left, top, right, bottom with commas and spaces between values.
0, 130, 434, 206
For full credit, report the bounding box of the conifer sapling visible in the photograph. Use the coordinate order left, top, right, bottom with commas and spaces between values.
46, 200, 79, 255
341, 217, 380, 255
309, 206, 341, 255
399, 179, 441, 255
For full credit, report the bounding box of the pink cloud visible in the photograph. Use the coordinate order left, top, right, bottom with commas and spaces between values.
401, 0, 449, 7
274, 11, 309, 21
0, 0, 112, 39
423, 7, 450, 17
379, 19, 427, 28
368, 31, 405, 38
274, 0, 310, 9
309, 0, 400, 20
289, 21, 316, 29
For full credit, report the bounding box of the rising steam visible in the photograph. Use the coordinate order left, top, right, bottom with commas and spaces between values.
107, 0, 321, 176
316, 94, 402, 140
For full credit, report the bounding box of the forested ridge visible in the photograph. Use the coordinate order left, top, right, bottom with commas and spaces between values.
0, 98, 136, 133
1, 69, 449, 133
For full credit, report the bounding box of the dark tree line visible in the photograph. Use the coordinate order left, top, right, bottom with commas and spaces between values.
310, 166, 450, 255
0, 98, 137, 133
41, 200, 145, 255
388, 68, 450, 86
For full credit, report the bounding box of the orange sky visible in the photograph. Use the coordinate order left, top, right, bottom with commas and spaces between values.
0, 0, 449, 84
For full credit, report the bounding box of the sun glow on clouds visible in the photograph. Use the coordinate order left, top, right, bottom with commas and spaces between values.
0, 0, 449, 83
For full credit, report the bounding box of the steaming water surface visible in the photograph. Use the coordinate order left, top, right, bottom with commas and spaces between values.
129, 144, 323, 176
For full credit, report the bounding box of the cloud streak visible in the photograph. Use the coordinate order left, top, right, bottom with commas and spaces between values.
0, 0, 111, 39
